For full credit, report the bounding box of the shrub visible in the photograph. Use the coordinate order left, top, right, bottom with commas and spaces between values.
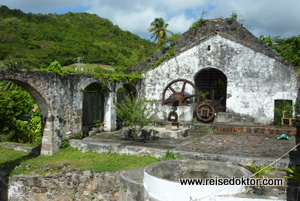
115, 95, 156, 139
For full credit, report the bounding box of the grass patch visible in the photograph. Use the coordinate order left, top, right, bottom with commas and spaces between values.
189, 138, 202, 141
0, 146, 37, 173
0, 146, 160, 176
62, 63, 115, 72
201, 128, 218, 134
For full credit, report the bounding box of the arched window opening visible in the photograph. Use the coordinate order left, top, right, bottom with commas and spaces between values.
194, 68, 227, 112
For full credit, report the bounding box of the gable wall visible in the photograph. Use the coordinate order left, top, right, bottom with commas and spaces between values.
140, 35, 299, 124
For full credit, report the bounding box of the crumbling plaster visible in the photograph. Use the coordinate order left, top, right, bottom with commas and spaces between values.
140, 35, 299, 124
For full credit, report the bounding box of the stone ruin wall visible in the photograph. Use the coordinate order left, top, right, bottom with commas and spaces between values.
0, 69, 118, 155
7, 168, 120, 201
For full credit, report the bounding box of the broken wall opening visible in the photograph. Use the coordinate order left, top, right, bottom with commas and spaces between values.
274, 99, 293, 126
194, 68, 227, 112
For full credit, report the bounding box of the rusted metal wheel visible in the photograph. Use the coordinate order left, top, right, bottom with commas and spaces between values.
196, 103, 215, 122
162, 79, 199, 106
167, 111, 178, 122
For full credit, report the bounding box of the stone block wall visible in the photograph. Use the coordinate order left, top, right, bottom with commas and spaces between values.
8, 167, 120, 201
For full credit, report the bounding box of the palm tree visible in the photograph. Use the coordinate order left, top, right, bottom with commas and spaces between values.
148, 18, 174, 48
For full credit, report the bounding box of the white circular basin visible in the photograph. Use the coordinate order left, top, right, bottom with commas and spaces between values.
143, 159, 252, 201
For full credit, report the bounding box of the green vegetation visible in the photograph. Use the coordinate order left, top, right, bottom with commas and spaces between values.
249, 164, 275, 179
0, 5, 157, 72
62, 63, 115, 72
286, 165, 300, 201
189, 10, 207, 30
260, 35, 300, 75
0, 146, 159, 176
115, 95, 157, 139
201, 128, 218, 134
273, 99, 297, 126
230, 11, 244, 23
286, 165, 300, 183
0, 145, 188, 176
0, 146, 35, 173
0, 85, 41, 144
160, 150, 183, 160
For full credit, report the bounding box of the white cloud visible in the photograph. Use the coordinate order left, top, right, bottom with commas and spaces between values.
87, 2, 167, 36
168, 14, 194, 34
207, 0, 300, 38
2, 0, 86, 13
2, 0, 299, 38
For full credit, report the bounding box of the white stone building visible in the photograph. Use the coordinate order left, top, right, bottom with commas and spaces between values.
130, 19, 299, 125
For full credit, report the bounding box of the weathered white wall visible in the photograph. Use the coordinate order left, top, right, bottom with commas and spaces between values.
140, 35, 299, 124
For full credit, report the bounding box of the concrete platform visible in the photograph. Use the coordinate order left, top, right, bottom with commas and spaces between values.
70, 123, 297, 169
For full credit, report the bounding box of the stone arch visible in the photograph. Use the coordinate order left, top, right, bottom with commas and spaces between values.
194, 68, 227, 112
10, 80, 49, 118
0, 78, 54, 155
117, 82, 137, 103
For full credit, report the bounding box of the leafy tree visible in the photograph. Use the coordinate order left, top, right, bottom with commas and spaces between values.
260, 35, 300, 71
148, 18, 174, 49
0, 86, 40, 144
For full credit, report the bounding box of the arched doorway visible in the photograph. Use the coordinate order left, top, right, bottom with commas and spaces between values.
194, 68, 227, 112
82, 82, 105, 135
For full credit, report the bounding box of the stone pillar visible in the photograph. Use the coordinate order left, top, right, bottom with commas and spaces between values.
40, 120, 54, 155
287, 118, 300, 200
104, 91, 117, 132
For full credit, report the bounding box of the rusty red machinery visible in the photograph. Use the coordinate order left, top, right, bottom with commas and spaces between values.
161, 78, 218, 122
162, 79, 198, 106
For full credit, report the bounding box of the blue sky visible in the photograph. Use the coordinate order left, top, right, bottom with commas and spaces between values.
2, 0, 300, 40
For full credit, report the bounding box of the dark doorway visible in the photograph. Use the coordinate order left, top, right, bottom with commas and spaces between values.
194, 68, 227, 112
82, 83, 105, 131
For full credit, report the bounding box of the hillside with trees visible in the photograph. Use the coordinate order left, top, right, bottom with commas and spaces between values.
0, 5, 157, 72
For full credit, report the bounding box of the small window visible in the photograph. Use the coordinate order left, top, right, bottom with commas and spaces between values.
274, 99, 293, 126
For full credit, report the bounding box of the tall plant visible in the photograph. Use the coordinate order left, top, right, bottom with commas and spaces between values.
286, 165, 300, 200
115, 95, 156, 139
